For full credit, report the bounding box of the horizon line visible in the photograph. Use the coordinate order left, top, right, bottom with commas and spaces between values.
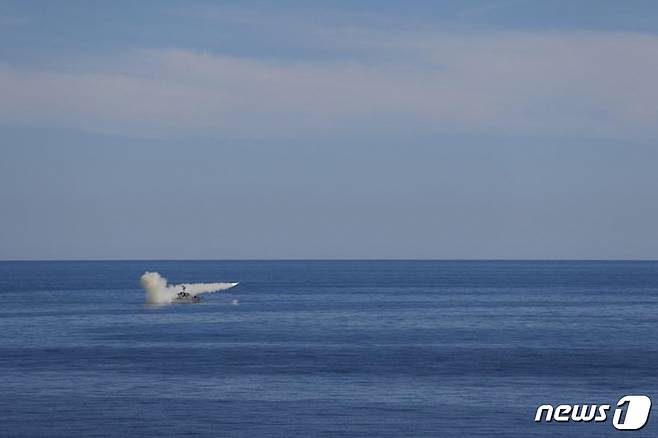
1, 258, 657, 263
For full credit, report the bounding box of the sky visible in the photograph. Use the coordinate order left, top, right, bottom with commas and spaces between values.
1, 0, 658, 260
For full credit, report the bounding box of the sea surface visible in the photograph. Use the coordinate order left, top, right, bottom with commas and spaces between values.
0, 260, 657, 437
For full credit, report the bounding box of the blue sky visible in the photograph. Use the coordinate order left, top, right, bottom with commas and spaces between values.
2, 1, 658, 259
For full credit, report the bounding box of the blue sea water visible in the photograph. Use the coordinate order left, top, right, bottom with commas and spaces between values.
0, 260, 657, 437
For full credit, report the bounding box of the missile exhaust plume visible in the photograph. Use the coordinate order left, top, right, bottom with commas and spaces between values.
140, 271, 238, 304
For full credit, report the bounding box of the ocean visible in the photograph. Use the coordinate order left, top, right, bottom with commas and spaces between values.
0, 260, 656, 437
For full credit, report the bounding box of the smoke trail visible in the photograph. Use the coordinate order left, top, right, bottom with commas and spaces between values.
140, 271, 238, 304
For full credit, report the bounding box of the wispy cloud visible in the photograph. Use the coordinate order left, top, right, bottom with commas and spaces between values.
1, 30, 657, 139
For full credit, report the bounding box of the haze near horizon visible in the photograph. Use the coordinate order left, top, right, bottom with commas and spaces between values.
2, 1, 658, 260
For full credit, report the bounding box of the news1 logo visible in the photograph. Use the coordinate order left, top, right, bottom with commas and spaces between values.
535, 395, 651, 430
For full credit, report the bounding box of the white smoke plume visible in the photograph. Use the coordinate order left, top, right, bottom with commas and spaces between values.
140, 271, 238, 304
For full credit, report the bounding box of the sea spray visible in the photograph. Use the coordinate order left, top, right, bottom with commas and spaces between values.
140, 271, 238, 304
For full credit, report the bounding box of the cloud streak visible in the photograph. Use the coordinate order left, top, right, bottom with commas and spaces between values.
1, 30, 657, 139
